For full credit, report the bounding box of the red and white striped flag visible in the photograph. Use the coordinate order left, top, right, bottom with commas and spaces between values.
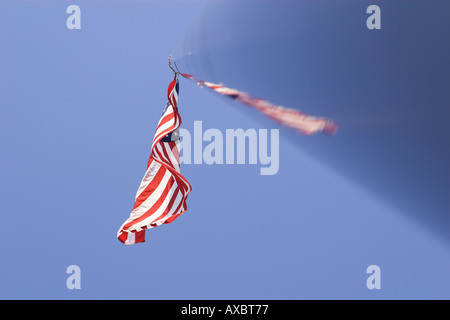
181, 73, 338, 135
117, 75, 192, 245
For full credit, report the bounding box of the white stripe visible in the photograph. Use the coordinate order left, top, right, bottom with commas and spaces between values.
135, 161, 162, 200
152, 150, 162, 163
130, 182, 180, 231
176, 173, 191, 193
157, 107, 174, 125
153, 107, 180, 148
151, 189, 183, 227
124, 232, 135, 245
128, 170, 172, 221
152, 117, 175, 149
154, 106, 174, 133
155, 143, 171, 166
155, 116, 175, 139
147, 188, 183, 228
164, 142, 180, 172
172, 89, 178, 105
173, 112, 180, 129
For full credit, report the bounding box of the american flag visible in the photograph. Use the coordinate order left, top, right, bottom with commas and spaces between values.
181, 73, 338, 135
117, 75, 192, 245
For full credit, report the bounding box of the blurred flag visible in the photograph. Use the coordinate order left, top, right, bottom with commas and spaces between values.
117, 75, 192, 245
182, 73, 338, 135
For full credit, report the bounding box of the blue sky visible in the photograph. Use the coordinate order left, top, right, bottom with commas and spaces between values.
0, 0, 449, 299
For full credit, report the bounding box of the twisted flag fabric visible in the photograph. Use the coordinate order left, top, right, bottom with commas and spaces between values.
181, 73, 338, 135
117, 75, 192, 245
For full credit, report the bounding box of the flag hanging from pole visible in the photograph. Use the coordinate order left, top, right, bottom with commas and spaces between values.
180, 73, 338, 136
117, 74, 192, 245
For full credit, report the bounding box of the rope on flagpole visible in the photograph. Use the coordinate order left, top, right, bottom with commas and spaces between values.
168, 56, 180, 75
173, 60, 182, 75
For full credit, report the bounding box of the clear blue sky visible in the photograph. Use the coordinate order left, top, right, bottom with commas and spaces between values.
0, 0, 448, 299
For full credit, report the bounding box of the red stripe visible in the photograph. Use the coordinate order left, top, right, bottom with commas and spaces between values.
158, 112, 175, 129
118, 232, 128, 244
164, 198, 186, 224
167, 76, 177, 108
149, 187, 181, 227
122, 174, 175, 230
152, 157, 191, 196
152, 155, 190, 193
169, 95, 177, 110
135, 230, 145, 243
160, 142, 176, 170
146, 155, 153, 170
133, 162, 166, 210
153, 124, 177, 149
173, 171, 190, 193
162, 188, 186, 225
153, 144, 172, 169
168, 141, 180, 168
